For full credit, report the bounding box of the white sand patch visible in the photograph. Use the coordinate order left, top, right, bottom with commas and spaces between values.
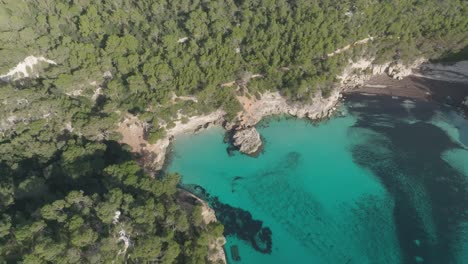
0, 56, 57, 80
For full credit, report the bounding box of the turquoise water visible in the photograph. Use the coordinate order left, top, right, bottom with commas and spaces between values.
167, 95, 468, 264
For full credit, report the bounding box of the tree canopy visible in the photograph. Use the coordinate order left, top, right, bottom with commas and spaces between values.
0, 0, 466, 262
0, 138, 223, 263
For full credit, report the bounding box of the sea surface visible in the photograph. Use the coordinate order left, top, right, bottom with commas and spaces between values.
166, 94, 468, 264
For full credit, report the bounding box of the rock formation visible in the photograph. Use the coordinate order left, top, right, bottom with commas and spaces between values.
229, 59, 429, 155
236, 90, 341, 127
230, 89, 343, 155
232, 127, 262, 156
115, 57, 466, 264
340, 58, 426, 86
119, 58, 435, 164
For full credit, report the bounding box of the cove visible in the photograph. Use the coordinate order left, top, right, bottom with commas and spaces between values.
166, 95, 468, 264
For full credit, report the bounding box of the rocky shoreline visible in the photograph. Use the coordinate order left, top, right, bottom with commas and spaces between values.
119, 58, 440, 170
223, 59, 429, 156
117, 58, 467, 263
118, 58, 468, 170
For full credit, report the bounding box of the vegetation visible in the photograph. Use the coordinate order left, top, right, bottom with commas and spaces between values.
0, 0, 466, 133
0, 0, 466, 262
0, 138, 223, 263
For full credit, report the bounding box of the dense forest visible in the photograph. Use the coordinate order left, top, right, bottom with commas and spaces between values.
0, 0, 467, 262
0, 138, 224, 263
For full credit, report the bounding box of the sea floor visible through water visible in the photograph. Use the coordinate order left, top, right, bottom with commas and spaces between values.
167, 94, 468, 264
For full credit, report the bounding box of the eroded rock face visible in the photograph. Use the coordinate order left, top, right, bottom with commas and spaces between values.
232, 127, 262, 156
388, 63, 413, 80
232, 90, 341, 156
387, 59, 427, 80
236, 90, 341, 128
340, 58, 426, 85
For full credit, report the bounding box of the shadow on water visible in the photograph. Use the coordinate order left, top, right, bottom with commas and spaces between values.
180, 184, 273, 254
347, 94, 468, 264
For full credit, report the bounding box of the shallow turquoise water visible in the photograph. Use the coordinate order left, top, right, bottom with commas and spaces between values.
167, 96, 468, 264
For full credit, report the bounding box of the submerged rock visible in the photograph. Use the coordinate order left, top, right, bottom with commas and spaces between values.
415, 256, 424, 263
232, 127, 262, 156
463, 96, 468, 107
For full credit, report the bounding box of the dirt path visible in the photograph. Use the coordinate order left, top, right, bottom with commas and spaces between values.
327, 37, 374, 57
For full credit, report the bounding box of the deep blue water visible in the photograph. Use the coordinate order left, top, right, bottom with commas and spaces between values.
167, 95, 468, 264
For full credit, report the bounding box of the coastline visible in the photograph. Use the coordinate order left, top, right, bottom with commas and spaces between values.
178, 190, 227, 264
117, 59, 467, 263
117, 110, 226, 172
118, 59, 468, 172
116, 59, 402, 168
347, 61, 468, 116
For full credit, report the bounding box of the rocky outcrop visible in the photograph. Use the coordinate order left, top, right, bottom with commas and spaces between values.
232, 127, 262, 156
387, 59, 427, 80
236, 90, 341, 129
231, 90, 342, 155
230, 58, 428, 154
387, 63, 413, 80
340, 58, 426, 86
